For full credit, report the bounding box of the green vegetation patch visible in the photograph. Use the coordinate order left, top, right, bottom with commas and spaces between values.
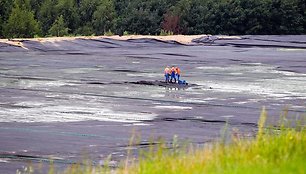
119, 110, 305, 174
123, 128, 305, 174
1, 0, 305, 39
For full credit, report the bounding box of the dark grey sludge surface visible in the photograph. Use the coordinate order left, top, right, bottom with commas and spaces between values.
0, 36, 305, 173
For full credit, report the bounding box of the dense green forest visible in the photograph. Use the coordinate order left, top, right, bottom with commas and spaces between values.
0, 0, 305, 38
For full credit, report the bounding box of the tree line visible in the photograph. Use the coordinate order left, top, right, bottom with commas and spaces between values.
0, 0, 305, 38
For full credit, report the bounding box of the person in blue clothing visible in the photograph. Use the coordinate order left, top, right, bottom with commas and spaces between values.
170, 66, 176, 83
175, 67, 181, 82
164, 66, 170, 82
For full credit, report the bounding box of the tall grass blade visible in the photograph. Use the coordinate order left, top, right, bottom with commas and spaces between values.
257, 106, 267, 140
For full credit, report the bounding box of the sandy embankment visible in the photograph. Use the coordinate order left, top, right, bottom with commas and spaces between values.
0, 35, 242, 49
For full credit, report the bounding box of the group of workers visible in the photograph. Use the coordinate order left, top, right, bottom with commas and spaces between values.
164, 66, 181, 83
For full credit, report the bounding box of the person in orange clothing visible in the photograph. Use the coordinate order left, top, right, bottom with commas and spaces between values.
164, 66, 170, 82
170, 66, 177, 83
175, 67, 181, 82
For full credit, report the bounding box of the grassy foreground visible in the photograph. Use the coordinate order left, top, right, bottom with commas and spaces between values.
20, 108, 306, 174
115, 108, 305, 174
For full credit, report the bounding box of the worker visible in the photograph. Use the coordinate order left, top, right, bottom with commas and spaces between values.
175, 67, 181, 82
164, 66, 170, 83
170, 66, 176, 83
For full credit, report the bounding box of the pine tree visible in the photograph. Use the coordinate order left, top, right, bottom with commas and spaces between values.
4, 0, 40, 38
56, 0, 80, 34
48, 15, 69, 37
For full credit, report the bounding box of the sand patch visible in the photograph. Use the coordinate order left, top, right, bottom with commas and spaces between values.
0, 35, 243, 50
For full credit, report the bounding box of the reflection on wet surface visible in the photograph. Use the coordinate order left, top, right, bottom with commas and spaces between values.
0, 36, 305, 173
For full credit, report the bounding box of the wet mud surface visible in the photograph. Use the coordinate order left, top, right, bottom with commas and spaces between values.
0, 35, 306, 173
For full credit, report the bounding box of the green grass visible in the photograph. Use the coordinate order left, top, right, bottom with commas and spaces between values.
159, 29, 174, 36
18, 108, 306, 174
124, 129, 305, 174
117, 107, 306, 174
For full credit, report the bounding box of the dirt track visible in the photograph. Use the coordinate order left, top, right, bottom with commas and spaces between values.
0, 35, 305, 173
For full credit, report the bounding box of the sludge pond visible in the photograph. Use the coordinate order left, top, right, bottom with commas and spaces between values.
0, 35, 305, 173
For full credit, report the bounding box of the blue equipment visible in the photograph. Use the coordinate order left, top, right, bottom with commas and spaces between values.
178, 79, 187, 85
